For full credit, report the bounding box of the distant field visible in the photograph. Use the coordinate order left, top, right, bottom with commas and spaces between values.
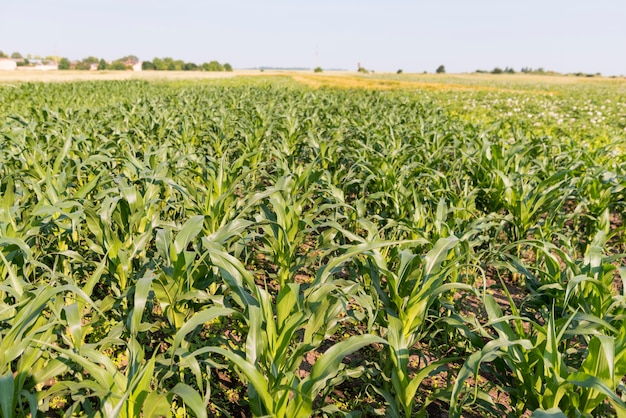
0, 69, 240, 83
2, 69, 625, 91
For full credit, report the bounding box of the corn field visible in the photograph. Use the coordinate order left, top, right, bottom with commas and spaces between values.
0, 77, 625, 417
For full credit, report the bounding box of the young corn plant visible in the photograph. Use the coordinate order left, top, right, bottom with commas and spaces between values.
0, 260, 101, 418
84, 176, 161, 297
491, 170, 574, 243
356, 236, 476, 416
254, 173, 323, 288
0, 286, 64, 417
41, 275, 169, 418
450, 290, 626, 417
177, 244, 386, 418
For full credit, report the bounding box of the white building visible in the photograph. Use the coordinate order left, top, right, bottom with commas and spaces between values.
19, 64, 59, 71
0, 59, 17, 70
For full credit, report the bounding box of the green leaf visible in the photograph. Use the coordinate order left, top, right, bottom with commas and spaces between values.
191, 346, 274, 414
530, 407, 567, 418
0, 372, 15, 418
276, 283, 300, 330
129, 273, 154, 336
170, 383, 208, 418
142, 392, 172, 418
423, 236, 458, 278
174, 215, 204, 255
171, 307, 236, 355
64, 303, 84, 349
302, 334, 387, 399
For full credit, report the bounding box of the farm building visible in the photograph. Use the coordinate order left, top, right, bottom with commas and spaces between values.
0, 59, 17, 70
19, 64, 59, 71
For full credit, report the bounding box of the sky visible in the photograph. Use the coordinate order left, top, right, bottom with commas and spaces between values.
1, 0, 625, 75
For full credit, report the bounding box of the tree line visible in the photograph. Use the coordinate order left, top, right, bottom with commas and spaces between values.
1, 50, 232, 71
142, 57, 232, 72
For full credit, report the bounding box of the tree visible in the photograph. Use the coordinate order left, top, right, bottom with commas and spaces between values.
436, 65, 445, 74
152, 57, 166, 71
224, 63, 233, 72
11, 52, 22, 59
202, 60, 224, 71
397, 69, 403, 74
491, 67, 503, 74
118, 55, 139, 65
109, 61, 127, 70
58, 58, 70, 70
313, 66, 323, 73
0, 51, 7, 58
82, 56, 99, 64
182, 62, 198, 71
142, 61, 155, 70
74, 61, 91, 70
98, 59, 108, 70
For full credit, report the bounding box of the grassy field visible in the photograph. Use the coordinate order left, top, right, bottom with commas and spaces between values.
0, 73, 625, 417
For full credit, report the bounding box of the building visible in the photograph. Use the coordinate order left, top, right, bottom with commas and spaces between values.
0, 59, 17, 70
18, 64, 59, 71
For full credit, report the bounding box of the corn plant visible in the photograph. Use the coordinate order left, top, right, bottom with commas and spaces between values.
254, 172, 324, 288
1, 78, 625, 416
451, 288, 626, 417
352, 237, 475, 416
168, 243, 385, 417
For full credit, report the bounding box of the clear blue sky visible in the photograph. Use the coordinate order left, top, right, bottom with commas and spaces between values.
1, 0, 625, 75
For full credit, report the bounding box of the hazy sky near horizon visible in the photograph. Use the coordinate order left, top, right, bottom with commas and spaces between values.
1, 0, 625, 75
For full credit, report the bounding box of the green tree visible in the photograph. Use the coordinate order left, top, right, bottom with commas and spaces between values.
58, 58, 70, 70
491, 67, 503, 74
436, 64, 445, 73
313, 66, 323, 73
0, 51, 7, 58
142, 61, 155, 70
202, 60, 224, 71
157, 57, 183, 71
152, 57, 166, 70
82, 56, 99, 64
224, 62, 233, 71
118, 55, 139, 65
98, 59, 108, 70
109, 61, 127, 70
11, 52, 22, 59
75, 61, 91, 70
